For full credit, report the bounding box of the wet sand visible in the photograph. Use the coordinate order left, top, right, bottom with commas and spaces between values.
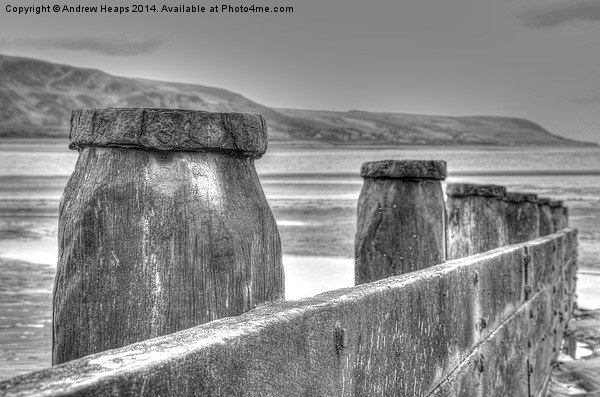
547, 308, 600, 396
0, 259, 53, 379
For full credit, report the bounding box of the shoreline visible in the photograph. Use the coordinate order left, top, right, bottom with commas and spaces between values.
2, 136, 598, 148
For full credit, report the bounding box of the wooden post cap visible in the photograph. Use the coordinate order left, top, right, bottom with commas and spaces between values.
504, 192, 538, 203
69, 108, 268, 157
360, 160, 447, 180
537, 197, 552, 206
446, 183, 506, 198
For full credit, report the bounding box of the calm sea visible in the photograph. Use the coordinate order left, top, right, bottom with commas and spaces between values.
1, 141, 599, 379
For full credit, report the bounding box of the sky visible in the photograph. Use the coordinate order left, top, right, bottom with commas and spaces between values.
1, 0, 600, 143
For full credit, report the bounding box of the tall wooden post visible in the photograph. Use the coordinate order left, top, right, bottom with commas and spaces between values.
550, 200, 569, 232
53, 108, 284, 364
355, 160, 446, 285
504, 192, 540, 244
446, 183, 508, 260
537, 197, 554, 236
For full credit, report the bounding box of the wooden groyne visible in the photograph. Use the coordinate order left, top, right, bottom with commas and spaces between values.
0, 109, 577, 397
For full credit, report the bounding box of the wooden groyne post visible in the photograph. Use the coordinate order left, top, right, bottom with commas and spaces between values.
550, 199, 569, 231
355, 160, 446, 284
446, 183, 508, 260
53, 108, 284, 364
504, 192, 540, 244
537, 197, 554, 236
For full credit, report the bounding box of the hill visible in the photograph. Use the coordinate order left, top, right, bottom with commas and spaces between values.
0, 53, 588, 146
274, 109, 583, 146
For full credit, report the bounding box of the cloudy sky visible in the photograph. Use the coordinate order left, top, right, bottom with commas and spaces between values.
1, 0, 600, 143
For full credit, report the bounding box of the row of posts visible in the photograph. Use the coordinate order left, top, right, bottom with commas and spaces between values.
355, 159, 569, 284
53, 109, 570, 365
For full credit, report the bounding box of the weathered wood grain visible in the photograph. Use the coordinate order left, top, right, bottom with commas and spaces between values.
504, 192, 540, 245
69, 108, 268, 157
537, 197, 553, 236
360, 159, 447, 180
53, 109, 283, 365
355, 160, 446, 284
550, 200, 569, 232
446, 183, 508, 260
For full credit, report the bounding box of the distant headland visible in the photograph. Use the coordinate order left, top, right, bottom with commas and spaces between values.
0, 53, 594, 146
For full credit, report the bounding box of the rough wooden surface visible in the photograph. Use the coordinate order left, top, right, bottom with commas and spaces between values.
69, 108, 268, 157
446, 184, 508, 260
446, 183, 506, 198
562, 207, 570, 229
53, 109, 282, 365
360, 159, 447, 180
504, 192, 540, 244
550, 201, 569, 232
549, 200, 563, 208
537, 197, 554, 236
505, 192, 538, 203
355, 170, 446, 284
1, 230, 577, 397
